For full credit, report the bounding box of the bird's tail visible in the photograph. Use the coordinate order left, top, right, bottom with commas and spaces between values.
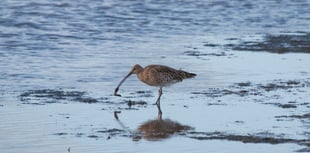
186, 72, 196, 78
178, 70, 196, 79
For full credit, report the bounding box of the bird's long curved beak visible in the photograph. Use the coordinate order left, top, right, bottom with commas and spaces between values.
114, 72, 132, 96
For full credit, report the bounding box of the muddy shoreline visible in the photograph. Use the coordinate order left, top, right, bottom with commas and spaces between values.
16, 77, 310, 152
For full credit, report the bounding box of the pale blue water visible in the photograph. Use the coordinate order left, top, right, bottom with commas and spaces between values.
1, 0, 310, 153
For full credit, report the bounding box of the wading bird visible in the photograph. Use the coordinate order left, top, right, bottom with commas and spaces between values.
114, 64, 196, 118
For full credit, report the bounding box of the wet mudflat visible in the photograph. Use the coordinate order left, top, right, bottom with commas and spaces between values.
1, 0, 310, 153
10, 76, 310, 152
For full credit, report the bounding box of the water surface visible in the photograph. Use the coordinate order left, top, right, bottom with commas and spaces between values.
1, 0, 310, 152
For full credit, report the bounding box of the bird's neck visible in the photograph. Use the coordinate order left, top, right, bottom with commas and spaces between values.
135, 68, 143, 74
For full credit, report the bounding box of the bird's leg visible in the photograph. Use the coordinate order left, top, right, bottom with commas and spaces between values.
155, 87, 162, 105
157, 109, 162, 121
156, 87, 163, 119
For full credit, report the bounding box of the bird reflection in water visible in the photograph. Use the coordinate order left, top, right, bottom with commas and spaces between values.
114, 111, 193, 141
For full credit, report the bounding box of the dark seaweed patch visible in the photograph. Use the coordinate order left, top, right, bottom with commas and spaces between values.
88, 135, 99, 139
258, 81, 302, 91
234, 82, 252, 87
184, 51, 227, 57
227, 33, 310, 53
203, 43, 220, 47
192, 79, 309, 98
277, 104, 297, 109
192, 79, 310, 110
126, 100, 147, 107
257, 80, 304, 92
97, 128, 125, 136
73, 97, 98, 103
97, 128, 124, 133
275, 113, 310, 119
263, 102, 298, 109
53, 128, 126, 139
191, 88, 256, 98
20, 89, 84, 101
186, 131, 310, 147
135, 91, 152, 94
135, 90, 154, 97
128, 90, 154, 98
53, 132, 68, 136
19, 89, 103, 104
21, 102, 46, 105
87, 128, 127, 139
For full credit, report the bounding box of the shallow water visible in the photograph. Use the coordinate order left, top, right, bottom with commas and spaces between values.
1, 0, 310, 152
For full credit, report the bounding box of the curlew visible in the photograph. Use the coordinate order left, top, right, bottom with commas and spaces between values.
114, 64, 196, 118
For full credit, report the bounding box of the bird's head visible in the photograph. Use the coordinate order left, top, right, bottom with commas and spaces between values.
114, 64, 143, 96
130, 64, 143, 74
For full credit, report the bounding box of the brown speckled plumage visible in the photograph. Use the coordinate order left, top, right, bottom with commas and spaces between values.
136, 64, 196, 87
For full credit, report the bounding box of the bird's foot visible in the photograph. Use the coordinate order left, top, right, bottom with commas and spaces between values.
114, 87, 122, 96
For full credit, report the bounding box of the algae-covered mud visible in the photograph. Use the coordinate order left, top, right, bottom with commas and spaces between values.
1, 0, 310, 153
